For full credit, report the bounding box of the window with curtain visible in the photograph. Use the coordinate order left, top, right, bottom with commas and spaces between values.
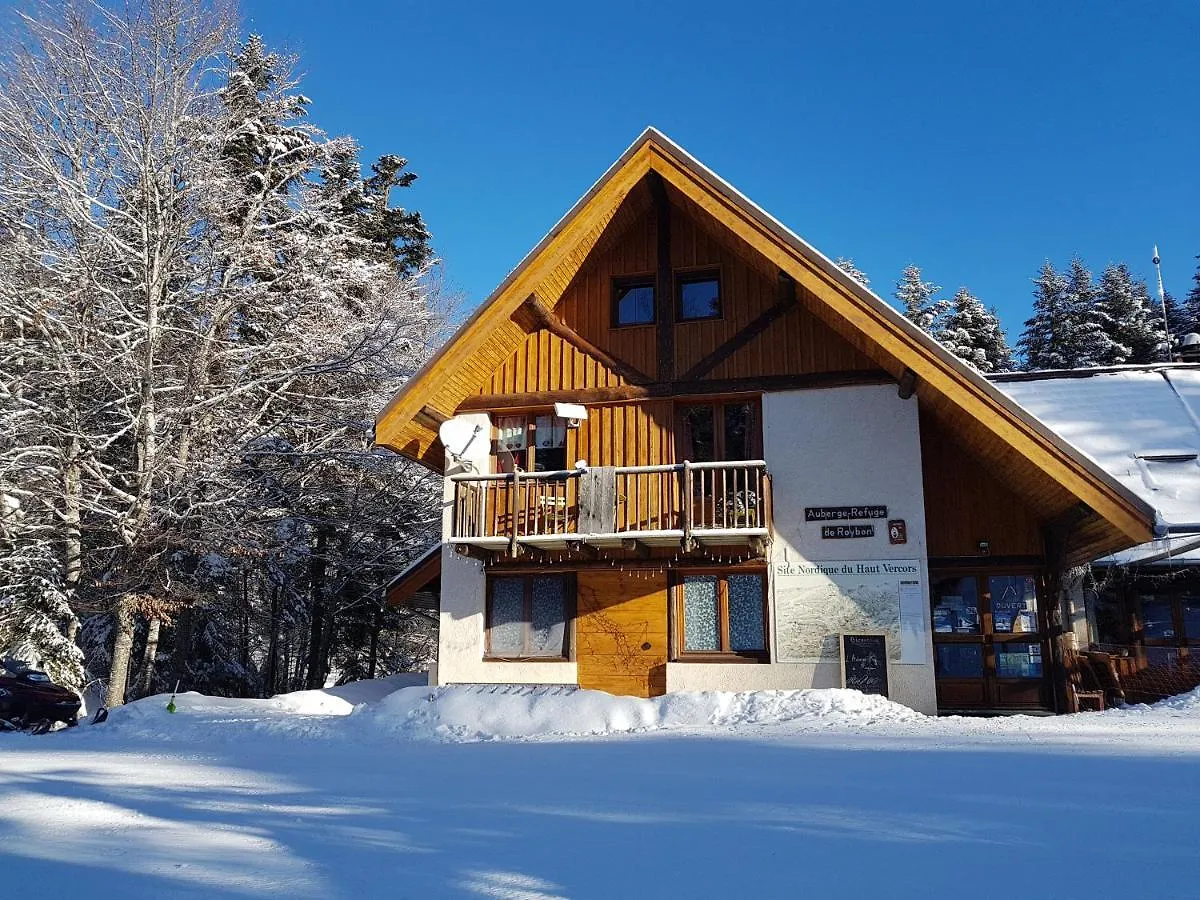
486, 574, 573, 659
673, 571, 767, 659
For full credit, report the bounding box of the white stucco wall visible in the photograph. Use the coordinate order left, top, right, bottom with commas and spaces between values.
435, 412, 577, 687
758, 385, 937, 715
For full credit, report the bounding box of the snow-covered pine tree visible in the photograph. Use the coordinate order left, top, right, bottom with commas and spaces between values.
1064, 257, 1120, 366
1182, 255, 1200, 338
833, 257, 870, 289
894, 265, 947, 335
1019, 259, 1114, 370
937, 288, 1015, 373
1095, 263, 1161, 364
0, 541, 85, 691
1019, 262, 1073, 369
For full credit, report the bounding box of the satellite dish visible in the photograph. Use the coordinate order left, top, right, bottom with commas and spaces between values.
439, 416, 483, 461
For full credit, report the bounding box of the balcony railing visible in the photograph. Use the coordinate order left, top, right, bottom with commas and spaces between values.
450, 460, 771, 555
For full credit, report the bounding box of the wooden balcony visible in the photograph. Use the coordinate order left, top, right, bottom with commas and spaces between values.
450, 460, 772, 559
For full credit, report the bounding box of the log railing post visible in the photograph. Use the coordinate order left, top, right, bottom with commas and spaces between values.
508, 471, 520, 558
682, 461, 695, 552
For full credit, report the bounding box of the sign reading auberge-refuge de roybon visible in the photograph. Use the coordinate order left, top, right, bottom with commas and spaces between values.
774, 559, 927, 665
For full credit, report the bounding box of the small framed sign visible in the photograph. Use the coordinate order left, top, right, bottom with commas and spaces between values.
888, 519, 907, 545
840, 633, 889, 697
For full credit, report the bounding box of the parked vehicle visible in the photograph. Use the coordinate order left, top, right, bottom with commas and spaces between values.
0, 664, 82, 730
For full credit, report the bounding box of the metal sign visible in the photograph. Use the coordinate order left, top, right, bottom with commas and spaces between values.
821, 524, 875, 539
805, 505, 887, 522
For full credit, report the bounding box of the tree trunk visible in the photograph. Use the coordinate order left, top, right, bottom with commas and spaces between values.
264, 585, 280, 697
138, 616, 161, 698
367, 604, 382, 680
170, 605, 194, 690
105, 596, 136, 707
63, 443, 83, 647
241, 571, 251, 695
305, 525, 329, 689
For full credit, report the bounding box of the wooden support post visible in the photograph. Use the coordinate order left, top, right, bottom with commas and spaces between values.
650, 172, 674, 382
516, 543, 552, 563
565, 539, 599, 559
508, 471, 520, 559
682, 461, 695, 553
621, 538, 652, 559
453, 544, 492, 563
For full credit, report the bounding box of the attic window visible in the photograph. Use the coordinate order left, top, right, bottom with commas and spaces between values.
612, 276, 655, 326
677, 269, 722, 321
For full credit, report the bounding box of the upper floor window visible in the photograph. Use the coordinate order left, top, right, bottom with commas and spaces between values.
495, 414, 568, 473
612, 275, 656, 327
677, 400, 759, 462
677, 269, 721, 321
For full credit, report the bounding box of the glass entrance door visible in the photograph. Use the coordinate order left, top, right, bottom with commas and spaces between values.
931, 571, 1051, 710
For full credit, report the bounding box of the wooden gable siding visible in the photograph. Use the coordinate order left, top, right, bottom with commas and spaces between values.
920, 409, 1044, 559
667, 194, 874, 380
485, 328, 628, 395
546, 187, 876, 391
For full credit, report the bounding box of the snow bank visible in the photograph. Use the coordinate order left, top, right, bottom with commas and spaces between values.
1149, 684, 1200, 712
83, 676, 1200, 747
369, 685, 927, 741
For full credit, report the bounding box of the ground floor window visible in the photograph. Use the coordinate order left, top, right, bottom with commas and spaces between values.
486, 573, 573, 659
671, 569, 767, 660
1095, 574, 1200, 664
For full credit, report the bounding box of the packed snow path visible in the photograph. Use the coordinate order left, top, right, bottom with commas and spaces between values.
2, 680, 1199, 898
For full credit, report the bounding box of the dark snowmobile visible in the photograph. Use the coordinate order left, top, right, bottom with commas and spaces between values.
0, 665, 81, 732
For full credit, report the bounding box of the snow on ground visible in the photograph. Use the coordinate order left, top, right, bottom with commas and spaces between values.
2, 681, 1200, 898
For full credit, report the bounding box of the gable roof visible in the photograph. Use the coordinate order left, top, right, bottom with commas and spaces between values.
376, 128, 1157, 563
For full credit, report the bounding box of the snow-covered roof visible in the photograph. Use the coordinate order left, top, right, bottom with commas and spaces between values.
994, 364, 1200, 565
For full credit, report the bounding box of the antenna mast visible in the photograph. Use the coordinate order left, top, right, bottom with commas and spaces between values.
1153, 245, 1170, 361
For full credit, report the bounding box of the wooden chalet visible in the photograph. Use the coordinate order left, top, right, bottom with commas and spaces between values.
377, 128, 1155, 713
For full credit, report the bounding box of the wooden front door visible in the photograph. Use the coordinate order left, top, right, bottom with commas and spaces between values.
931, 570, 1053, 710
576, 570, 668, 697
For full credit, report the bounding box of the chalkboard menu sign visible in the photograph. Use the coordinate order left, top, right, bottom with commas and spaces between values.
840, 633, 889, 698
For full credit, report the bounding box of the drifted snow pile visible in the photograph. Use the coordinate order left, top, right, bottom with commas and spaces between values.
1149, 684, 1200, 713
90, 679, 926, 743
368, 685, 928, 741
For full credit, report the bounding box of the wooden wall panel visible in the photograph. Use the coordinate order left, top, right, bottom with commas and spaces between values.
575, 399, 675, 469
550, 185, 877, 390
577, 570, 668, 697
486, 329, 627, 395
920, 408, 1045, 558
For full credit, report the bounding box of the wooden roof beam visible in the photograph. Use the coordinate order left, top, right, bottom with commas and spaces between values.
512, 295, 652, 385
680, 270, 798, 381
456, 371, 894, 413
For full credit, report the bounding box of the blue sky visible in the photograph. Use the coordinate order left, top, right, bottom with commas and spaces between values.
249, 1, 1197, 338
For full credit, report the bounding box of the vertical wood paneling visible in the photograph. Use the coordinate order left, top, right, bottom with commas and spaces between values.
920, 408, 1045, 558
